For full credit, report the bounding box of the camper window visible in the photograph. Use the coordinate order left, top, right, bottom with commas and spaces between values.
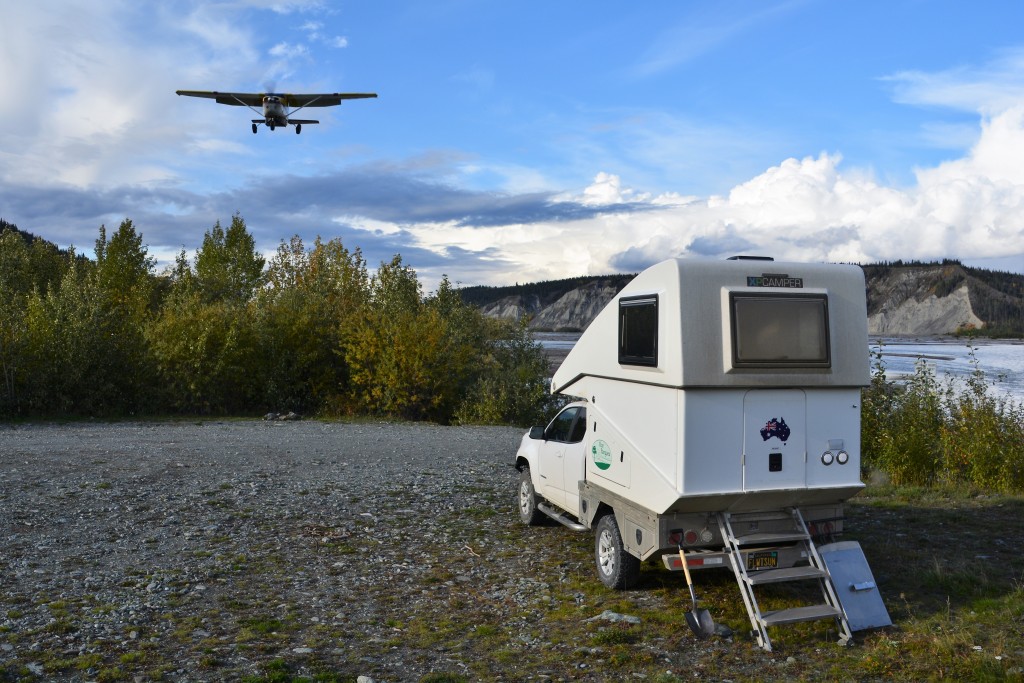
618, 295, 658, 367
729, 293, 830, 368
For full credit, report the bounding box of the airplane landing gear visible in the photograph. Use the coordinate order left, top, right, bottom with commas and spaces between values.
252, 123, 258, 134
295, 123, 302, 134
269, 121, 275, 131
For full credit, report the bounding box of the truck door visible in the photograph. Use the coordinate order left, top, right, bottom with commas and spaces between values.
562, 408, 587, 515
742, 389, 807, 491
537, 405, 587, 508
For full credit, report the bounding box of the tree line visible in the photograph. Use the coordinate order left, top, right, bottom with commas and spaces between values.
0, 217, 556, 424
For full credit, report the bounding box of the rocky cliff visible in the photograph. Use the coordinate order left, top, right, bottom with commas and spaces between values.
463, 262, 1024, 336
864, 265, 979, 335
478, 280, 621, 331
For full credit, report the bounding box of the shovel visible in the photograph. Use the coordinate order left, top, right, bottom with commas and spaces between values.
679, 548, 716, 638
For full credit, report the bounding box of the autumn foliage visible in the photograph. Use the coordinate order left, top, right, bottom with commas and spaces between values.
0, 217, 554, 425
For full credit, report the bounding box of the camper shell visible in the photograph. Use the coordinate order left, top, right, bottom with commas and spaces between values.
554, 257, 868, 517
515, 257, 889, 649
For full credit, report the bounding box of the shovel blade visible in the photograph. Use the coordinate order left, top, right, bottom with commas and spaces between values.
685, 608, 715, 639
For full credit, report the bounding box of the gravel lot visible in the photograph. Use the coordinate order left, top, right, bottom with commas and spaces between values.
6, 421, 1021, 682
0, 420, 544, 682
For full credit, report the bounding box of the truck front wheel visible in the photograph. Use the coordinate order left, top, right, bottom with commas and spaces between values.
595, 514, 641, 589
518, 467, 545, 526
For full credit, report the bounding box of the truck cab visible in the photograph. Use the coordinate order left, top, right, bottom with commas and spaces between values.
516, 402, 588, 522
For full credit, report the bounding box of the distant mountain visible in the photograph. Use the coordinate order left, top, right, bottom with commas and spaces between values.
461, 261, 1024, 337
8, 220, 1022, 336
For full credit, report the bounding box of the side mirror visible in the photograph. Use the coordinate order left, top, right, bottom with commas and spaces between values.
529, 426, 546, 441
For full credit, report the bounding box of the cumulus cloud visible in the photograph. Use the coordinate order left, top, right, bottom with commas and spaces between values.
4, 105, 1024, 288
396, 108, 1024, 284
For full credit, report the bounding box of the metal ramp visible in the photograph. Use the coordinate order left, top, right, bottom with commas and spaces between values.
718, 507, 853, 652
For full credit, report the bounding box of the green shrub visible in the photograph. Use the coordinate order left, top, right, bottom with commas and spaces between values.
863, 344, 1024, 492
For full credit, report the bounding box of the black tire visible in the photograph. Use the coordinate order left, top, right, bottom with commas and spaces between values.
252, 123, 258, 134
594, 513, 641, 589
295, 123, 302, 134
517, 467, 545, 526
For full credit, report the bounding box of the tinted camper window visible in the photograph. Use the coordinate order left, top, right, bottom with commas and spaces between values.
619, 295, 658, 366
730, 293, 830, 368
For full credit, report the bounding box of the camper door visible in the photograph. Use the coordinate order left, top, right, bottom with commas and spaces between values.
743, 389, 807, 491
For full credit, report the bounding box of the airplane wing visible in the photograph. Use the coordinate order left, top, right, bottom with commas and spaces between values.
176, 90, 377, 108
279, 93, 378, 107
176, 91, 265, 107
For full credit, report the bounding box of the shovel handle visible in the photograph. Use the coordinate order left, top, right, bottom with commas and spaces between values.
678, 548, 694, 586
679, 548, 701, 608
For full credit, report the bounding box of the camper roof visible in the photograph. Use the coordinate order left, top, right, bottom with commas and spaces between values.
552, 258, 870, 396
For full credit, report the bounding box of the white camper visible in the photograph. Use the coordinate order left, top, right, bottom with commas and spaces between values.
515, 257, 890, 651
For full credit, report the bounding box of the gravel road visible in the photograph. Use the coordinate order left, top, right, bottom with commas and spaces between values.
0, 420, 543, 682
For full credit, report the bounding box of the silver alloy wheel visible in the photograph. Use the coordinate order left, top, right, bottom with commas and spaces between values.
597, 527, 616, 577
519, 479, 532, 516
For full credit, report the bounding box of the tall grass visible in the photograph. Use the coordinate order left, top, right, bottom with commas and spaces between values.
862, 344, 1024, 492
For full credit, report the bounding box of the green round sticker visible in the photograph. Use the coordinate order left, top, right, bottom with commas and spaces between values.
592, 439, 612, 471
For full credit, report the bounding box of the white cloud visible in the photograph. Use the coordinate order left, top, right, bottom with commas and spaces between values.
401, 109, 1024, 285
269, 42, 309, 59
631, 0, 805, 78
885, 48, 1024, 116
0, 2, 239, 188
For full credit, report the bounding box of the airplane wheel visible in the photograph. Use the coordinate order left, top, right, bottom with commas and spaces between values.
295, 124, 301, 135
269, 122, 275, 131
252, 123, 258, 134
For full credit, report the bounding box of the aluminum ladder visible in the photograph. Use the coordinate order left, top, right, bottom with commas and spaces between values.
718, 507, 852, 652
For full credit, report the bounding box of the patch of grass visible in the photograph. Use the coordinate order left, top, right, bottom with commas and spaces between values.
238, 616, 286, 635
590, 626, 640, 646
420, 674, 469, 683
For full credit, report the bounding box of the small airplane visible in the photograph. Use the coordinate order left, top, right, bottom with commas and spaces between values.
175, 90, 377, 134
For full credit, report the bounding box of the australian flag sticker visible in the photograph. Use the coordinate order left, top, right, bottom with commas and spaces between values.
760, 417, 791, 442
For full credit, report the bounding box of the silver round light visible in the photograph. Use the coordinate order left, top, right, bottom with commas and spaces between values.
837, 450, 850, 465
821, 451, 834, 466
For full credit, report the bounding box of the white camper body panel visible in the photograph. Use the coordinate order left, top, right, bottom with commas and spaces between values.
552, 258, 869, 517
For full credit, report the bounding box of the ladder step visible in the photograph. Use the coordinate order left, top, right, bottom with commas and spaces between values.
745, 565, 828, 585
731, 530, 808, 546
760, 604, 841, 626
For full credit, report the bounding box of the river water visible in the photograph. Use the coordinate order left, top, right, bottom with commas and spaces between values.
534, 333, 1024, 405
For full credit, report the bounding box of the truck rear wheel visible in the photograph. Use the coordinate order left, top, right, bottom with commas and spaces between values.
595, 514, 640, 589
518, 467, 545, 526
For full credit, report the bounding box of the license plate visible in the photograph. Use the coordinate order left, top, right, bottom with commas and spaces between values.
746, 550, 778, 571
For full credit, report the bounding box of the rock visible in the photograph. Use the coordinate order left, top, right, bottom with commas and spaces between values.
587, 609, 641, 624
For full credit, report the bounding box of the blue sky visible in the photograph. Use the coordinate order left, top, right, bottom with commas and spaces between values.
2, 1, 1024, 290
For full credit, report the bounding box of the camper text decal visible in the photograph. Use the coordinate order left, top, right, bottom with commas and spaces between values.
592, 440, 612, 470
747, 273, 803, 288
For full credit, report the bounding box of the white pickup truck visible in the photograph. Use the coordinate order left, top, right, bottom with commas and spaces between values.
514, 257, 890, 650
